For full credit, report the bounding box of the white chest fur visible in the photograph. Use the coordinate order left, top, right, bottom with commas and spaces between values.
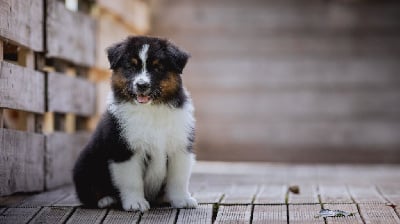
108, 97, 195, 200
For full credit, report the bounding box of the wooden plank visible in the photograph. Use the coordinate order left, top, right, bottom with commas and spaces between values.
358, 203, 400, 224
17, 188, 69, 207
319, 185, 353, 204
287, 185, 319, 204
47, 72, 96, 116
53, 193, 82, 207
192, 184, 227, 204
324, 204, 363, 224
221, 185, 258, 204
45, 132, 91, 189
0, 61, 45, 113
176, 204, 213, 224
289, 204, 324, 224
0, 0, 44, 51
65, 208, 107, 224
139, 208, 177, 224
46, 0, 95, 66
252, 205, 287, 224
348, 185, 388, 204
0, 129, 44, 196
29, 207, 73, 224
254, 185, 287, 204
0, 207, 40, 224
102, 209, 141, 224
214, 205, 251, 224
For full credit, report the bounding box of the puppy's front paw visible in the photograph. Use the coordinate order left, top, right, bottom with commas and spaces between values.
169, 195, 198, 208
122, 197, 150, 212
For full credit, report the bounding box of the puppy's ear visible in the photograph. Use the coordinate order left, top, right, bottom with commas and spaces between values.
106, 41, 126, 70
165, 43, 190, 74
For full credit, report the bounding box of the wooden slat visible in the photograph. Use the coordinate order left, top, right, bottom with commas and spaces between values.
53, 193, 82, 207
139, 208, 177, 224
102, 209, 141, 224
287, 185, 319, 204
0, 129, 45, 196
324, 204, 363, 224
192, 184, 226, 204
47, 72, 96, 116
0, 61, 45, 113
29, 207, 73, 224
0, 0, 44, 51
358, 203, 400, 224
45, 132, 91, 189
319, 185, 353, 204
289, 204, 324, 224
0, 207, 40, 224
46, 0, 95, 66
65, 208, 107, 224
176, 204, 213, 224
17, 188, 69, 207
348, 185, 388, 204
214, 205, 251, 224
254, 185, 287, 204
252, 205, 287, 224
221, 185, 258, 204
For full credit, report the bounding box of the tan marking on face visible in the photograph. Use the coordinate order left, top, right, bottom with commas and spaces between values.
111, 69, 133, 100
160, 72, 180, 97
132, 58, 138, 65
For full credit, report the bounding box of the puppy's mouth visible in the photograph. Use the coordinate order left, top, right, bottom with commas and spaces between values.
136, 94, 152, 104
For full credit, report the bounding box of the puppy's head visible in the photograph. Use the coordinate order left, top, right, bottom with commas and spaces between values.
107, 36, 189, 106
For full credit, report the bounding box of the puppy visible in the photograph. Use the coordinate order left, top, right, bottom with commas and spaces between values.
73, 36, 197, 212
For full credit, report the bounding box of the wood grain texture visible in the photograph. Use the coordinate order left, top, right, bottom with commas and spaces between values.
65, 208, 107, 224
102, 209, 140, 224
358, 203, 400, 224
0, 0, 44, 51
324, 204, 363, 224
348, 185, 388, 204
46, 0, 95, 66
192, 184, 227, 204
319, 185, 353, 204
220, 185, 258, 204
53, 193, 82, 207
214, 205, 251, 224
254, 185, 287, 204
0, 129, 45, 196
45, 132, 91, 189
139, 208, 177, 224
0, 207, 40, 224
0, 61, 45, 113
17, 188, 69, 207
176, 205, 213, 224
47, 72, 96, 116
29, 207, 73, 224
252, 205, 287, 224
289, 204, 324, 224
287, 185, 319, 204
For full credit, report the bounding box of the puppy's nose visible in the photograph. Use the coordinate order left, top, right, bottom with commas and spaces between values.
136, 80, 150, 92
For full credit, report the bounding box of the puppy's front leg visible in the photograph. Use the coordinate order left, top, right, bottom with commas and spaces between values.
165, 151, 198, 208
109, 155, 150, 212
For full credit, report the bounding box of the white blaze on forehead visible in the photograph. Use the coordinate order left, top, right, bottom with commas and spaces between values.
134, 44, 150, 84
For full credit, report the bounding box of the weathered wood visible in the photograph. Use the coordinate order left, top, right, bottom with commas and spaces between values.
53, 193, 81, 207
319, 185, 353, 204
254, 185, 287, 204
358, 203, 400, 224
287, 185, 319, 204
348, 185, 388, 204
214, 205, 251, 224
102, 209, 141, 224
139, 208, 177, 224
17, 188, 69, 207
29, 207, 73, 224
0, 0, 44, 51
0, 129, 45, 196
176, 204, 213, 224
0, 207, 40, 224
377, 184, 400, 205
324, 204, 363, 224
252, 205, 287, 224
192, 184, 227, 204
65, 208, 107, 224
289, 204, 324, 224
221, 185, 258, 204
0, 61, 45, 113
46, 0, 96, 66
47, 72, 96, 116
45, 132, 91, 189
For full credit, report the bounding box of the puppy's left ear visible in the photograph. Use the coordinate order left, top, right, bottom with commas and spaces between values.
166, 43, 190, 74
106, 41, 126, 70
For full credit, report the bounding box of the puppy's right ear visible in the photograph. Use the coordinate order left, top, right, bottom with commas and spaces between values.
107, 41, 126, 70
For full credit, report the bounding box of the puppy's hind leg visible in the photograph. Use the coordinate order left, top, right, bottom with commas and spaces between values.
97, 196, 117, 208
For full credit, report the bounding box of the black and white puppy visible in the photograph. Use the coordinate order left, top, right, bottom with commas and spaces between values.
73, 36, 197, 212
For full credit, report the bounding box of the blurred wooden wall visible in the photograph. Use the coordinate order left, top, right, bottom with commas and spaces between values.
151, 0, 400, 163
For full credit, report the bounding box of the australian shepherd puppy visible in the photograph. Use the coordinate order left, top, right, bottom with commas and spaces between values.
73, 36, 197, 212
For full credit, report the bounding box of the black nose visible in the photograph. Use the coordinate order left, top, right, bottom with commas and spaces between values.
136, 80, 150, 92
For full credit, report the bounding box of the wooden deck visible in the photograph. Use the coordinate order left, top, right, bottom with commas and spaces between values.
1, 162, 400, 224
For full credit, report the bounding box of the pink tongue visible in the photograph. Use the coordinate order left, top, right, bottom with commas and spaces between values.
137, 95, 150, 103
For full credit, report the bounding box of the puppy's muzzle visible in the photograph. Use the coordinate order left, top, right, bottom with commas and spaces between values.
135, 80, 151, 94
